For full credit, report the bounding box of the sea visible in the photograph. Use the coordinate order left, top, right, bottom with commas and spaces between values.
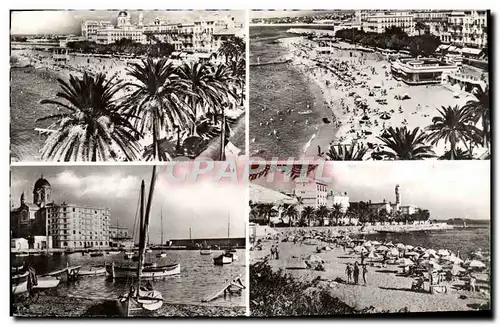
250, 26, 333, 159
360, 227, 491, 258
12, 249, 246, 307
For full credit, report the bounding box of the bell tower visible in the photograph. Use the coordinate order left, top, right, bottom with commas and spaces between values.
33, 174, 51, 208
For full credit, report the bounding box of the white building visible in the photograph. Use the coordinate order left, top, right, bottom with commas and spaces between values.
11, 238, 29, 251
81, 20, 113, 39
400, 205, 418, 215
439, 10, 488, 49
327, 191, 350, 213
362, 12, 414, 35
290, 179, 329, 208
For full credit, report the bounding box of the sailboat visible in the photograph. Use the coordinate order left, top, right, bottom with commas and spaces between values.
156, 207, 167, 258
115, 166, 171, 316
108, 166, 181, 285
213, 215, 238, 265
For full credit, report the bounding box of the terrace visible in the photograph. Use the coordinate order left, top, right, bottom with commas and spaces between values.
391, 58, 459, 85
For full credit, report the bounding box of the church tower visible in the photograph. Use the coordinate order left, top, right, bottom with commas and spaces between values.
33, 175, 51, 208
117, 11, 131, 28
138, 12, 144, 26
20, 192, 25, 206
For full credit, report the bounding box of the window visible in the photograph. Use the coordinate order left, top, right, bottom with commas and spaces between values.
73, 230, 76, 234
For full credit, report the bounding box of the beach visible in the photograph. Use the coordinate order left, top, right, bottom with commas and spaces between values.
249, 26, 486, 159
250, 226, 490, 314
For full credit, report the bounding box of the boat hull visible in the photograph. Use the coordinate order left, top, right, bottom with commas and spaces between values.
106, 263, 181, 279
79, 267, 106, 276
200, 249, 212, 255
214, 255, 233, 265
12, 277, 61, 295
116, 289, 163, 316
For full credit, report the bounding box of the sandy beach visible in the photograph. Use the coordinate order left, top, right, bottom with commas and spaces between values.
250, 227, 490, 314
279, 36, 483, 158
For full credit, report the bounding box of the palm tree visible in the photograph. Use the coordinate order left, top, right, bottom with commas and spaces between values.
332, 203, 343, 226
316, 205, 330, 226
463, 85, 490, 150
302, 206, 315, 227
122, 58, 194, 161
38, 72, 141, 161
322, 142, 369, 160
376, 126, 435, 160
439, 147, 474, 160
217, 36, 245, 63
259, 203, 276, 226
425, 105, 480, 160
415, 21, 427, 36
228, 54, 246, 105
294, 195, 304, 224
285, 204, 298, 227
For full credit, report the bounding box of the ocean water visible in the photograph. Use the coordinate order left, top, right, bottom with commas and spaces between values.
12, 249, 246, 307
249, 26, 331, 159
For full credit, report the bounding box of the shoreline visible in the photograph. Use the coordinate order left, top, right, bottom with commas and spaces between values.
12, 295, 246, 317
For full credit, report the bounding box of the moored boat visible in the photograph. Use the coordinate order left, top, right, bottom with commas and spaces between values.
124, 252, 134, 260
200, 248, 212, 255
156, 252, 167, 258
106, 262, 181, 279
90, 251, 105, 257
79, 265, 107, 276
213, 254, 233, 265
43, 263, 81, 282
12, 276, 60, 295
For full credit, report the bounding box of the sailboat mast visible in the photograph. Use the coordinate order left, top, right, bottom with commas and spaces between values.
189, 227, 192, 244
137, 180, 145, 287
160, 207, 163, 246
140, 165, 158, 270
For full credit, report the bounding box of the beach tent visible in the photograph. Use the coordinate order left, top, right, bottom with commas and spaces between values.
425, 249, 437, 255
376, 245, 389, 252
450, 265, 466, 275
397, 258, 414, 266
414, 246, 425, 252
380, 112, 391, 120
304, 255, 324, 263
396, 243, 405, 249
363, 241, 372, 247
405, 252, 419, 258
371, 241, 381, 246
405, 245, 414, 250
468, 260, 486, 269
385, 241, 394, 247
367, 251, 380, 259
437, 249, 450, 256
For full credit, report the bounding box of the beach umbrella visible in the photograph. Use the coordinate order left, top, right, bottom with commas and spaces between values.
414, 246, 425, 252
437, 249, 450, 256
388, 248, 399, 257
451, 256, 464, 264
371, 241, 381, 246
420, 260, 441, 270
468, 260, 486, 269
385, 241, 394, 247
367, 251, 380, 259
397, 258, 414, 266
361, 115, 370, 121
405, 251, 419, 257
450, 265, 466, 275
363, 241, 372, 247
396, 243, 405, 249
380, 112, 391, 120
353, 246, 368, 253
425, 249, 436, 255
405, 245, 414, 250
304, 255, 324, 263
376, 245, 388, 252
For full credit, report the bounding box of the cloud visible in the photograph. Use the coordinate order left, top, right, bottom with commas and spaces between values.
54, 170, 138, 198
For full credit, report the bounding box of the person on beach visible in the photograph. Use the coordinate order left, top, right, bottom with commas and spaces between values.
346, 263, 353, 284
275, 245, 280, 260
360, 252, 365, 265
270, 245, 275, 259
362, 264, 368, 285
353, 262, 360, 285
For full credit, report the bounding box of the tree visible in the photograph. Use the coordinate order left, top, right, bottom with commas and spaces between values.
376, 126, 435, 160
331, 203, 343, 226
38, 72, 141, 161
415, 21, 427, 36
122, 58, 194, 161
176, 62, 231, 134
285, 205, 298, 227
439, 147, 474, 160
322, 142, 369, 160
258, 203, 276, 226
463, 85, 490, 150
425, 105, 480, 160
217, 36, 245, 63
302, 206, 315, 227
316, 205, 330, 226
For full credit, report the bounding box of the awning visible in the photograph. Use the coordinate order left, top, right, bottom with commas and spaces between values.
462, 47, 482, 55
436, 44, 450, 51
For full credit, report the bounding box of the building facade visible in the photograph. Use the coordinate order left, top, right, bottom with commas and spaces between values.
10, 176, 111, 250
291, 179, 329, 208
439, 10, 488, 49
391, 57, 459, 85
81, 11, 242, 53
327, 191, 350, 213
362, 12, 415, 35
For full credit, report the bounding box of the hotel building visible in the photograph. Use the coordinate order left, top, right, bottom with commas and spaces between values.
391, 57, 459, 85
81, 11, 243, 53
10, 176, 111, 249
286, 179, 329, 208
439, 10, 488, 49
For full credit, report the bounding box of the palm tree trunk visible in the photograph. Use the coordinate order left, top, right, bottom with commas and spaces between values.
450, 139, 456, 160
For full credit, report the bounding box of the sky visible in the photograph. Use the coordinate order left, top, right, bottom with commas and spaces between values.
250, 9, 345, 19
252, 161, 491, 220
10, 10, 245, 35
10, 165, 246, 243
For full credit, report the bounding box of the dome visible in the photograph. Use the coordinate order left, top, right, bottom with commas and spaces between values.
34, 175, 51, 189
118, 11, 129, 18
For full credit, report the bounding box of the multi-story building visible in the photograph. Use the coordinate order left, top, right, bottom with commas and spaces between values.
400, 205, 418, 215
109, 225, 133, 248
362, 12, 415, 35
288, 179, 328, 208
82, 11, 243, 53
439, 10, 488, 49
10, 176, 111, 249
